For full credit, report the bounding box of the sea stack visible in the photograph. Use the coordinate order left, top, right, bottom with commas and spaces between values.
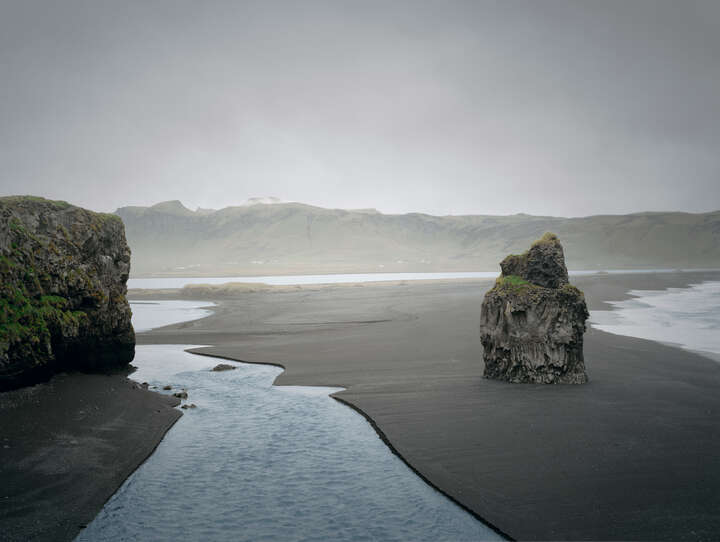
0, 196, 135, 390
479, 233, 589, 384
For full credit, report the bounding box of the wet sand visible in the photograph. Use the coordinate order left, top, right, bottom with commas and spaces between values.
2, 271, 718, 541
0, 371, 181, 542
137, 270, 720, 541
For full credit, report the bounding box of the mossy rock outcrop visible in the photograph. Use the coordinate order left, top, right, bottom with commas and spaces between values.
480, 233, 589, 384
0, 196, 135, 390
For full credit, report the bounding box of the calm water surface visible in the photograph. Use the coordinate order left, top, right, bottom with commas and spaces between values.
76, 303, 502, 541
126, 268, 710, 290
590, 280, 720, 357
130, 300, 216, 332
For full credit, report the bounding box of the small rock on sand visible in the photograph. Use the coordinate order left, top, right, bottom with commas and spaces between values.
212, 363, 236, 372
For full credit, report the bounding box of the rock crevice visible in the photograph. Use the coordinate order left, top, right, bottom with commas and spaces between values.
480, 233, 589, 384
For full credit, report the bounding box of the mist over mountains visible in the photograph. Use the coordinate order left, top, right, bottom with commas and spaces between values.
116, 200, 720, 276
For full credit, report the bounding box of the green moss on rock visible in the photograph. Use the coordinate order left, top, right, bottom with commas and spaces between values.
481, 233, 589, 384
0, 196, 134, 390
1, 195, 71, 209
531, 231, 560, 247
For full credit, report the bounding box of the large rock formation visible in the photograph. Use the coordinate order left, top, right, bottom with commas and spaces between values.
0, 196, 135, 390
480, 233, 589, 384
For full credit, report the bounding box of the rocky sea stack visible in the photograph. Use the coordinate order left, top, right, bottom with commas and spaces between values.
480, 233, 589, 384
0, 196, 135, 390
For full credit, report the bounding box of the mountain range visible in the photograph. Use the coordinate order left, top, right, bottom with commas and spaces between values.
115, 200, 720, 276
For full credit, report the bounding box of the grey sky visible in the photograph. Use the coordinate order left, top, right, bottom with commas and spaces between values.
1, 0, 719, 216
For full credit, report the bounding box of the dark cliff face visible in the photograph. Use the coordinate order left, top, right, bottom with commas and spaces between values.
0, 196, 135, 390
480, 233, 589, 384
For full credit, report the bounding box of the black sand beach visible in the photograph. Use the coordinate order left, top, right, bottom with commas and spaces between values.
0, 372, 181, 542
137, 271, 720, 541
3, 271, 720, 541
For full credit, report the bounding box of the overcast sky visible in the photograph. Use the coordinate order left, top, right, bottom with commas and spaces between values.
1, 0, 719, 216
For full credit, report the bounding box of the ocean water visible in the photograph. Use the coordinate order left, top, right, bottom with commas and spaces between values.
589, 281, 720, 357
76, 305, 502, 541
126, 268, 706, 290
130, 300, 216, 332
128, 271, 499, 289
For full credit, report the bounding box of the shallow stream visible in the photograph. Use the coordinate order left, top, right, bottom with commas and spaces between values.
76, 302, 502, 541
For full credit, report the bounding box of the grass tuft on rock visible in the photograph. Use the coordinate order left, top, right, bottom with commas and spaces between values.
493, 274, 538, 295
497, 274, 530, 287
531, 232, 560, 247
0, 195, 72, 209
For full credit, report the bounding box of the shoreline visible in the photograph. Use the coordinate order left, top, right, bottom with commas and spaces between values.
0, 371, 182, 542
188, 347, 513, 541
127, 267, 720, 280
126, 277, 494, 299
3, 270, 719, 541
127, 268, 720, 303
329, 393, 513, 541
136, 270, 720, 540
189, 348, 511, 539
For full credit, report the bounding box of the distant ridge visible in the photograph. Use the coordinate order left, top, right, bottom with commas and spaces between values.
115, 200, 720, 276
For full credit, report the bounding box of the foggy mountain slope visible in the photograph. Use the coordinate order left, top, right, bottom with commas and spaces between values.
116, 201, 720, 276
